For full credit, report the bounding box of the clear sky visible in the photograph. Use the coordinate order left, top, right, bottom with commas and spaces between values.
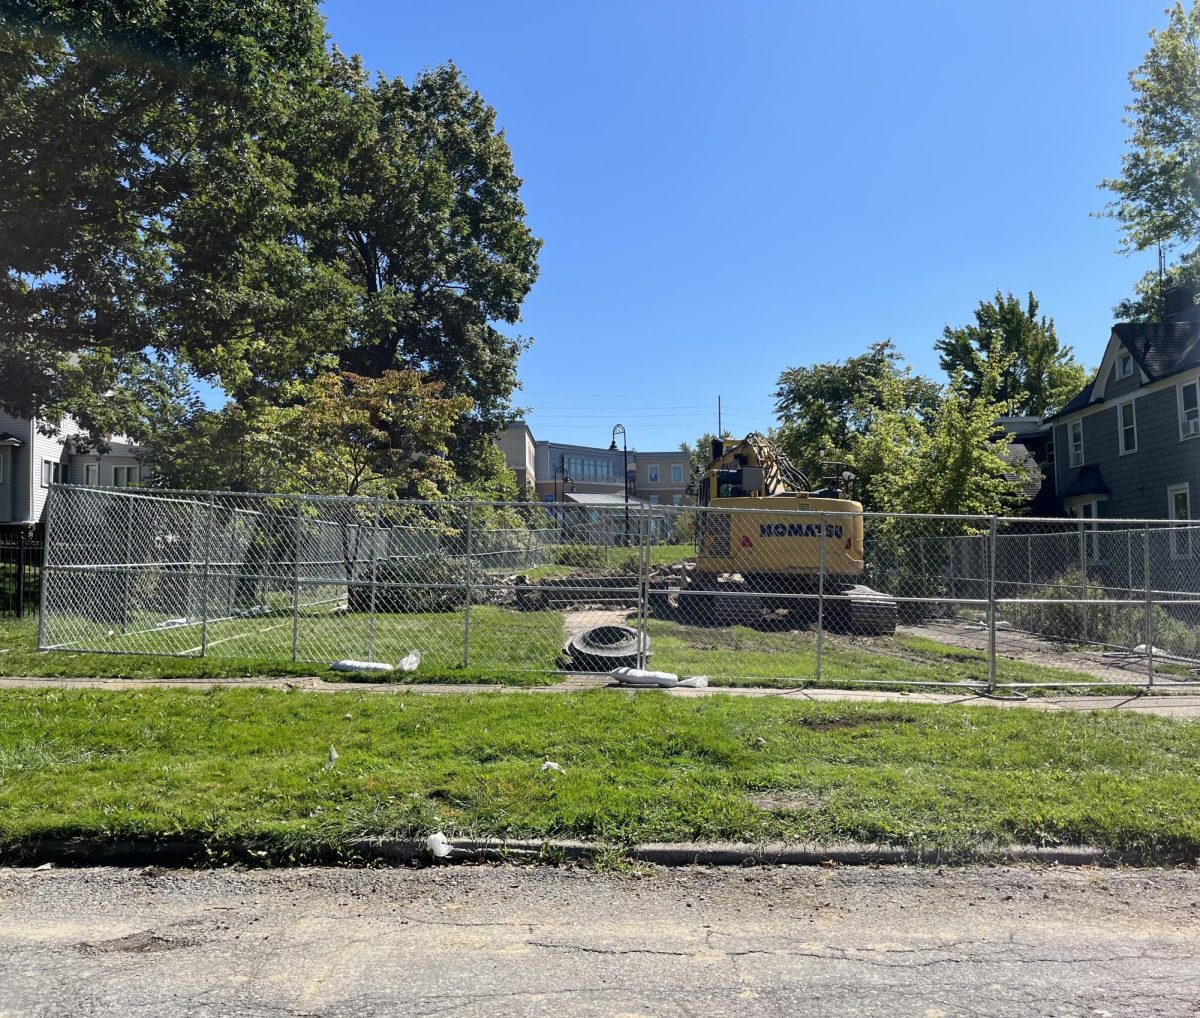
320, 0, 1168, 451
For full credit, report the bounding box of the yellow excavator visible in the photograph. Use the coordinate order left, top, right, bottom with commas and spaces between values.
669, 433, 897, 635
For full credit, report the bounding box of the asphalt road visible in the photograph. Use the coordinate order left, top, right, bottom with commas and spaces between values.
1, 863, 1198, 1017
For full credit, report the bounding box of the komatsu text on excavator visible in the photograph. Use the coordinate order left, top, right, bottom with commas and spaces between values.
673, 433, 897, 635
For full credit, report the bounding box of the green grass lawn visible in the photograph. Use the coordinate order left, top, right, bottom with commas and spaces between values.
1, 688, 1197, 860
0, 609, 564, 685
645, 619, 1134, 692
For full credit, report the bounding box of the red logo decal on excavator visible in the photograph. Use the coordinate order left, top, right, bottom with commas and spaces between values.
845, 538, 852, 550
740, 535, 754, 548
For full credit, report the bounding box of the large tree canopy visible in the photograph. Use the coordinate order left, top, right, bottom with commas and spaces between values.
935, 292, 1087, 417
773, 341, 940, 476
1101, 1, 1200, 319
0, 8, 541, 482
0, 0, 340, 440
296, 52, 542, 480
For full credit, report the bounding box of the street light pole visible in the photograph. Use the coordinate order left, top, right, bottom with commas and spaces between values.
610, 424, 628, 546
554, 459, 571, 537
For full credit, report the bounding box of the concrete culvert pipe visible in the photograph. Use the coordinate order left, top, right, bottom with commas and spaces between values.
564, 624, 650, 671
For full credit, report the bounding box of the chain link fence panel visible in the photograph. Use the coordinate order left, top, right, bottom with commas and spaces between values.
38, 486, 1200, 690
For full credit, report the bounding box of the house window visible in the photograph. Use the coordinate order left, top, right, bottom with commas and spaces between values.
648, 494, 660, 505
41, 460, 66, 486
84, 463, 99, 486
647, 464, 660, 484
112, 465, 138, 488
1180, 378, 1199, 439
1069, 420, 1084, 467
671, 463, 683, 484
1168, 483, 1191, 559
1118, 352, 1134, 379
672, 494, 684, 506
1118, 400, 1137, 455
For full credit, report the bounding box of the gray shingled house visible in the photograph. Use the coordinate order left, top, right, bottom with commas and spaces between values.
1046, 288, 1199, 522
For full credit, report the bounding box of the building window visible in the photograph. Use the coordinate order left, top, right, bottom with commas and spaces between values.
1118, 400, 1137, 455
41, 460, 66, 486
1118, 352, 1134, 379
1069, 420, 1084, 467
1180, 378, 1199, 439
112, 465, 138, 488
648, 494, 660, 505
671, 463, 683, 484
84, 463, 99, 486
672, 494, 684, 506
647, 464, 660, 484
1168, 483, 1191, 559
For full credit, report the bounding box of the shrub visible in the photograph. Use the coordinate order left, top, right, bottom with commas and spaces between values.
551, 544, 606, 568
348, 552, 474, 614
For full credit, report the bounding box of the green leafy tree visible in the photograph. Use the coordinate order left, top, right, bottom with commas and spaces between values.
854, 366, 1024, 517
0, 0, 338, 439
1101, 2, 1200, 319
298, 53, 542, 481
679, 430, 733, 488
935, 292, 1087, 416
773, 341, 940, 474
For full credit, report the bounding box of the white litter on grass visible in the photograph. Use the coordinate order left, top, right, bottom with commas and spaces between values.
1134, 644, 1166, 657
398, 649, 421, 672
426, 832, 453, 859
330, 660, 394, 673
324, 746, 339, 771
156, 617, 190, 629
540, 761, 564, 773
610, 667, 679, 688
677, 675, 709, 688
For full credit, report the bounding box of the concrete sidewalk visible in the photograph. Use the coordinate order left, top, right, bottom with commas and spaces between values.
1, 673, 1199, 717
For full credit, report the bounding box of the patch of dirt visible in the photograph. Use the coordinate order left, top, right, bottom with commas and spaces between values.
77, 930, 197, 955
790, 712, 915, 732
747, 791, 824, 811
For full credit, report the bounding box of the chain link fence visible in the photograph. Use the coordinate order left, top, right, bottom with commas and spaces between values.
38, 486, 1200, 690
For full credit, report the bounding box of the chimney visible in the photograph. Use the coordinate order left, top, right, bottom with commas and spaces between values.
1164, 284, 1195, 318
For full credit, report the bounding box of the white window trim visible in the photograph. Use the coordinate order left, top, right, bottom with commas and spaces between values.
1066, 498, 1103, 563
1167, 482, 1192, 560
1069, 420, 1084, 467
646, 464, 660, 485
111, 465, 138, 488
1117, 399, 1137, 455
41, 459, 65, 487
1179, 376, 1200, 441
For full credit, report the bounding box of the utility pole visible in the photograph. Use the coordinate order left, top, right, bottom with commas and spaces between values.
717, 395, 722, 438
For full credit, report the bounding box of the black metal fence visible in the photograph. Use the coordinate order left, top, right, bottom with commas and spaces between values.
0, 529, 44, 620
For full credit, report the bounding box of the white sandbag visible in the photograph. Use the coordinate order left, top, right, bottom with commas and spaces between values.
610, 666, 679, 688
677, 675, 709, 688
426, 832, 453, 859
398, 649, 421, 672
330, 659, 394, 673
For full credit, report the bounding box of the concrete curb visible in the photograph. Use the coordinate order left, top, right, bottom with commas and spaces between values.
6, 836, 1180, 869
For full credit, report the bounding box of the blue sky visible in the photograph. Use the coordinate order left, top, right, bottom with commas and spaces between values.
320, 0, 1168, 451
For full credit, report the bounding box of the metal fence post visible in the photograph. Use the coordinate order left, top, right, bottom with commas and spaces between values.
291, 498, 303, 663
637, 505, 650, 670
36, 489, 52, 650
368, 496, 381, 664
14, 528, 25, 621
816, 511, 826, 681
1126, 527, 1136, 652
947, 537, 956, 603
463, 502, 473, 668
199, 493, 214, 657
1144, 520, 1154, 687
1078, 518, 1088, 645
121, 493, 133, 634
987, 516, 997, 692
